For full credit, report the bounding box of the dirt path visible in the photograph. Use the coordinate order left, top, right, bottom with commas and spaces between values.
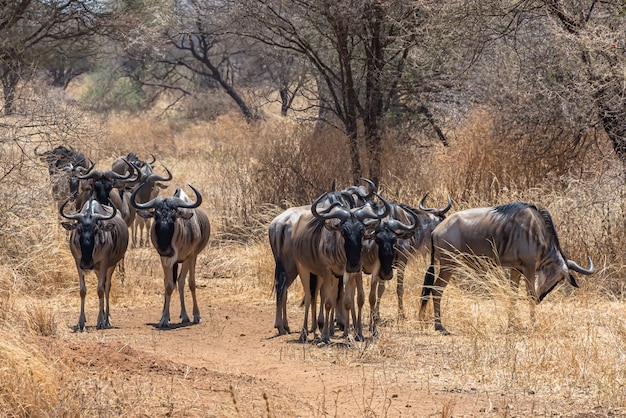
52, 289, 502, 417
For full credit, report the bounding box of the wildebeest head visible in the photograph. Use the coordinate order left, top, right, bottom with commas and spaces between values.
312, 191, 390, 273
532, 207, 594, 301
131, 184, 202, 258
60, 197, 117, 270
78, 160, 137, 205
367, 207, 420, 280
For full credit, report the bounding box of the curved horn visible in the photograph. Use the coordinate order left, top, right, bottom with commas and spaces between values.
354, 192, 390, 221
419, 194, 452, 215
387, 206, 419, 233
148, 166, 173, 183
92, 201, 118, 222
146, 153, 157, 165
170, 184, 203, 209
567, 257, 594, 275
59, 198, 82, 220
312, 192, 351, 222
130, 184, 162, 210
359, 178, 376, 196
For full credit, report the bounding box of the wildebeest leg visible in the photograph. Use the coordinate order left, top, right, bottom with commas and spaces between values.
507, 269, 523, 329
369, 274, 386, 335
341, 273, 354, 338
368, 276, 380, 333
520, 268, 538, 327
159, 263, 175, 328
117, 255, 126, 285
431, 264, 452, 335
104, 265, 116, 328
178, 261, 192, 323
96, 262, 111, 329
131, 218, 138, 249
188, 257, 201, 324
354, 272, 365, 341
395, 254, 408, 320
297, 265, 313, 342
76, 266, 87, 332
320, 274, 338, 344
334, 275, 345, 333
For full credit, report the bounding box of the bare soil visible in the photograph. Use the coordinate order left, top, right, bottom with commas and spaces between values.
41, 276, 608, 418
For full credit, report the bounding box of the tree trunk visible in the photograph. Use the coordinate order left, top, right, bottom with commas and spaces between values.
2, 71, 18, 115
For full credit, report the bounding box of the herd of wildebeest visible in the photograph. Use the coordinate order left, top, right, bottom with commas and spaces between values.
38, 145, 595, 343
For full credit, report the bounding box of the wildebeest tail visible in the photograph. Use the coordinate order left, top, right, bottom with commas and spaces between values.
420, 236, 436, 311
173, 262, 179, 285
274, 259, 287, 303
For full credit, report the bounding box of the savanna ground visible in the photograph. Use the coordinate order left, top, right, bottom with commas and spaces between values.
1, 90, 626, 417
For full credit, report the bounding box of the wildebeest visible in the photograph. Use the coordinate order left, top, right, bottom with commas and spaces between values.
269, 179, 376, 337
36, 145, 92, 209
373, 195, 452, 322
126, 161, 172, 248
361, 206, 420, 334
291, 191, 389, 343
60, 197, 129, 331
76, 161, 138, 227
131, 184, 210, 328
419, 202, 594, 335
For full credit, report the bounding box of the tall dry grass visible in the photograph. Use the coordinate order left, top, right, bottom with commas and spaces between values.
0, 93, 625, 415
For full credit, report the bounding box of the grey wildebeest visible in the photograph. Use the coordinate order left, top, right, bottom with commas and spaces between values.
60, 197, 129, 331
291, 191, 389, 343
420, 202, 594, 335
269, 179, 376, 336
131, 184, 210, 328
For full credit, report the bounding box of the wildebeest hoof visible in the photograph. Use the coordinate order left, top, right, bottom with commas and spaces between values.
298, 329, 308, 343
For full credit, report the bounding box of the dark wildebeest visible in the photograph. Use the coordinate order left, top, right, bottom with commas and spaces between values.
360, 205, 421, 334
291, 191, 389, 343
420, 202, 594, 335
60, 197, 129, 331
131, 184, 210, 328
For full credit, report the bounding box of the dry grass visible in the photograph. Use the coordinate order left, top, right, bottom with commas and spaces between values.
0, 100, 625, 416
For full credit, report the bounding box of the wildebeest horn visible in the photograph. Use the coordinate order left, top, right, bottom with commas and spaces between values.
60, 197, 117, 221
387, 205, 419, 234
419, 194, 452, 215
312, 192, 351, 222
567, 257, 594, 275
146, 153, 157, 165
148, 166, 173, 183
353, 192, 390, 221
171, 184, 203, 209
130, 184, 162, 210
59, 198, 82, 220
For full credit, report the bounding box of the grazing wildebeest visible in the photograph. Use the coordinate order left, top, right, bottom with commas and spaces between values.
420, 202, 595, 335
269, 179, 375, 336
291, 191, 389, 343
131, 184, 210, 328
60, 197, 129, 331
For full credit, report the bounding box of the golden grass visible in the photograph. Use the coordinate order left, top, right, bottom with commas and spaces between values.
0, 104, 625, 416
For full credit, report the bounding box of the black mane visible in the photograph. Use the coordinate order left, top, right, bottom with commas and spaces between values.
492, 202, 534, 217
